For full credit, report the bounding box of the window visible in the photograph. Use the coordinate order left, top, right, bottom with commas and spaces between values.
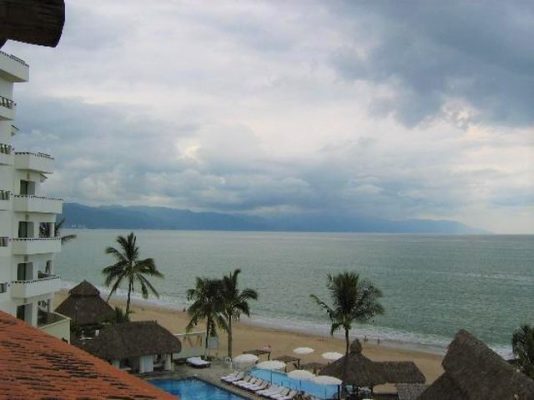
0, 190, 9, 200
18, 221, 33, 238
0, 237, 8, 247
39, 222, 52, 238
19, 180, 35, 196
16, 305, 27, 321
17, 263, 31, 281
0, 282, 7, 293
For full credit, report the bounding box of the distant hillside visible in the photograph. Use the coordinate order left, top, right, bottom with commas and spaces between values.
60, 203, 483, 234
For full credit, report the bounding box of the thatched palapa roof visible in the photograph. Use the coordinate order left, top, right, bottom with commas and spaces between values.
74, 321, 182, 361
0, 0, 65, 48
320, 339, 425, 387
396, 384, 428, 400
55, 280, 115, 326
418, 329, 534, 400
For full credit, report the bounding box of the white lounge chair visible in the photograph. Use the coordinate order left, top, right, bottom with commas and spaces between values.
261, 386, 285, 398
248, 380, 269, 391
222, 371, 244, 383
238, 377, 259, 388
233, 375, 252, 386
274, 389, 298, 400
186, 357, 211, 368
269, 388, 290, 399
257, 385, 280, 396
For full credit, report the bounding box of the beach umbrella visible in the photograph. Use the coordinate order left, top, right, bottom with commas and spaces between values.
288, 369, 316, 391
256, 360, 286, 383
313, 375, 342, 399
322, 352, 343, 361
293, 347, 314, 355
256, 360, 286, 370
233, 353, 259, 369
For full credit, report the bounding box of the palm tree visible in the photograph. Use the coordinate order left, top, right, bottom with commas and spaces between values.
102, 232, 163, 315
311, 272, 384, 383
220, 269, 258, 358
512, 324, 534, 379
54, 218, 77, 244
186, 277, 227, 357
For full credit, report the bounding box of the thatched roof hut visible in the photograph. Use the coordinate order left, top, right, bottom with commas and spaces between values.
418, 329, 534, 400
74, 321, 182, 361
320, 340, 426, 388
0, 0, 65, 48
396, 384, 428, 400
55, 280, 115, 327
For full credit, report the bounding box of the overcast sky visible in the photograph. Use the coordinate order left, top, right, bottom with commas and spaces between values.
4, 1, 533, 233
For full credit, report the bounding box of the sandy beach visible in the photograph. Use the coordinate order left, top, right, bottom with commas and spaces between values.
53, 290, 444, 384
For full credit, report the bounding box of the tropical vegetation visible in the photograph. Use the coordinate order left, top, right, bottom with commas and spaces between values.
186, 269, 258, 358
220, 269, 258, 358
512, 324, 534, 379
54, 218, 77, 244
102, 232, 163, 315
311, 271, 384, 383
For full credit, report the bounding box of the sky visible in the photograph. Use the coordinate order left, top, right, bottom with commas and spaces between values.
3, 1, 534, 233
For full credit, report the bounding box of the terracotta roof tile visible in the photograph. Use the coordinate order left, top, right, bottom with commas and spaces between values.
0, 311, 176, 400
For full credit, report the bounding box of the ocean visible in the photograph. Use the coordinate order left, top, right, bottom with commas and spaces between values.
56, 229, 534, 356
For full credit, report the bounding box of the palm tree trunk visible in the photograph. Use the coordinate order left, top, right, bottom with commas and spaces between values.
126, 281, 132, 315
205, 319, 210, 359
342, 328, 350, 387
228, 317, 233, 358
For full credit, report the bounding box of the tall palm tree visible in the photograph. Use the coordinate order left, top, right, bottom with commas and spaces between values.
220, 269, 258, 358
186, 277, 227, 356
102, 232, 163, 315
311, 272, 384, 383
54, 218, 77, 244
512, 324, 534, 379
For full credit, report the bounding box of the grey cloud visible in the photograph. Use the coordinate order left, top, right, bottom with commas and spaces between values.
331, 1, 534, 126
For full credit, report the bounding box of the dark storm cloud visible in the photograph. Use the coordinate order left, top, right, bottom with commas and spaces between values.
331, 1, 534, 126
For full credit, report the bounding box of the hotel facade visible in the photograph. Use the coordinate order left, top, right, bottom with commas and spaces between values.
0, 50, 69, 342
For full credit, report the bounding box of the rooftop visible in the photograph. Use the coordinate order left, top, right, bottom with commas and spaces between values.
0, 311, 175, 400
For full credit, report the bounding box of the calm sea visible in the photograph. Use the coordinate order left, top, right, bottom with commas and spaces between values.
56, 230, 534, 356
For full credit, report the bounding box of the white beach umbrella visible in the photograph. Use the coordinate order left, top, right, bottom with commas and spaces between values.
313, 375, 342, 385
233, 353, 259, 369
256, 360, 286, 370
288, 369, 315, 380
293, 347, 315, 355
321, 352, 343, 361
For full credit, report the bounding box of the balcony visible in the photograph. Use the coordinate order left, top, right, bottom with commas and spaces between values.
13, 195, 63, 214
14, 152, 54, 173
11, 275, 61, 299
0, 96, 16, 121
0, 50, 29, 82
38, 310, 71, 343
0, 190, 10, 210
11, 238, 61, 255
0, 143, 13, 165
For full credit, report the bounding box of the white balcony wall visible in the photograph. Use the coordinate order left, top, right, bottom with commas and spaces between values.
10, 275, 61, 299
14, 153, 54, 174
13, 195, 62, 214
0, 52, 29, 83
11, 238, 61, 255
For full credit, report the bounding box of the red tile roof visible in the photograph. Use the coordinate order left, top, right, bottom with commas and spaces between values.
0, 311, 176, 399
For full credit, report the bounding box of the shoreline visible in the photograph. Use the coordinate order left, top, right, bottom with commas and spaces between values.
54, 288, 445, 383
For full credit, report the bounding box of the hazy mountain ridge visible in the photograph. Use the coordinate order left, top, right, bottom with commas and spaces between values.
61, 203, 484, 234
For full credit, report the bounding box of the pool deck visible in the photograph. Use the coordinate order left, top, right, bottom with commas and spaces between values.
143, 360, 259, 399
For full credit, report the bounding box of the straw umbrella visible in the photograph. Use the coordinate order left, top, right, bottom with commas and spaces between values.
322, 352, 343, 362
256, 360, 286, 383
233, 353, 258, 369
293, 347, 314, 355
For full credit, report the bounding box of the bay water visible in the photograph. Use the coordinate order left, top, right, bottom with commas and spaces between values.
56, 230, 534, 356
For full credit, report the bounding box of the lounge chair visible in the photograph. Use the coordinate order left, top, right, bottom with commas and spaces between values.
186, 357, 211, 368
249, 380, 269, 392
257, 385, 281, 397
241, 378, 263, 390
261, 386, 286, 398
233, 375, 252, 386
274, 389, 298, 400
238, 377, 259, 388
269, 388, 290, 399
222, 371, 244, 383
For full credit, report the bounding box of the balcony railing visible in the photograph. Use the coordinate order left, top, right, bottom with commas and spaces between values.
14, 152, 54, 173
0, 50, 28, 67
0, 96, 16, 110
11, 237, 61, 255
12, 194, 63, 214
11, 275, 61, 299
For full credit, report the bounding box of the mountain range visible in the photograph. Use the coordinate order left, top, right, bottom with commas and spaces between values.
60, 203, 483, 234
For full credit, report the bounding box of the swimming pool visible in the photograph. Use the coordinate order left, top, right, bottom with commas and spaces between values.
151, 377, 248, 400
250, 368, 339, 400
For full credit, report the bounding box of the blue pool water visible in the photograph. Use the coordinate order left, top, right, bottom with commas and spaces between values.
251, 368, 338, 400
151, 378, 248, 400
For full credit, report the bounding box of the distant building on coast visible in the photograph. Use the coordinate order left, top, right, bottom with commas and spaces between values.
0, 49, 69, 342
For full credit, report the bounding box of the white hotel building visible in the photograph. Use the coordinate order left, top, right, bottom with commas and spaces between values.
0, 50, 69, 341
